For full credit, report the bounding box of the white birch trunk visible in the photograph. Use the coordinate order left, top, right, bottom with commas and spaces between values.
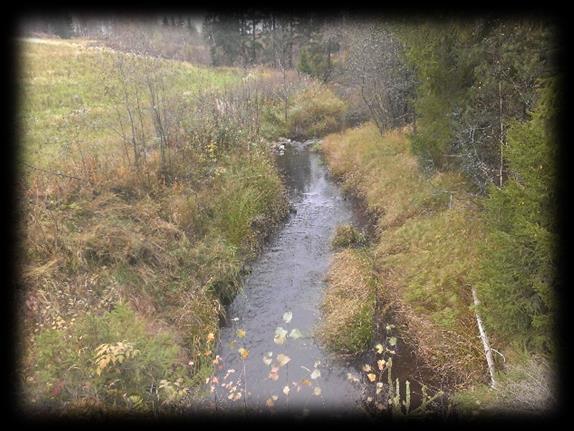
471, 286, 497, 388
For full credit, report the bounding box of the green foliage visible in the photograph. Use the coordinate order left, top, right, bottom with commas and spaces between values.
297, 45, 330, 81
29, 303, 188, 412
475, 80, 557, 353
400, 22, 474, 170
398, 18, 555, 185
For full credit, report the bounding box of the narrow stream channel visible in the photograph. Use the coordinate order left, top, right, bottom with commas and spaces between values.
210, 141, 367, 416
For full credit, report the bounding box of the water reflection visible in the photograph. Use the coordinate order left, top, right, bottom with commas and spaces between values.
275, 142, 313, 198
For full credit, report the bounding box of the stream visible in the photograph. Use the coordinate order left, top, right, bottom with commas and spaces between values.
209, 140, 368, 416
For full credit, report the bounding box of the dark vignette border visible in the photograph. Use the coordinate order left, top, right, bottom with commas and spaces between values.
3, 1, 571, 429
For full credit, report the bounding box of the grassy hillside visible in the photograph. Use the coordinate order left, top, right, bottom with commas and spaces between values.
19, 38, 239, 167
18, 38, 290, 413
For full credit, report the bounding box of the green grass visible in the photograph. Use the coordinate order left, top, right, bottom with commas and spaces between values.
19, 38, 241, 167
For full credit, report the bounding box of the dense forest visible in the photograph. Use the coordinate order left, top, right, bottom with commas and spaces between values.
16, 11, 560, 418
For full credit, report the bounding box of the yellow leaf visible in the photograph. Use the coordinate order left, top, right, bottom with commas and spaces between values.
313, 387, 322, 396
283, 385, 290, 395
274, 327, 288, 345
367, 373, 377, 382
362, 364, 372, 372
236, 329, 246, 338
276, 353, 291, 367
238, 347, 249, 360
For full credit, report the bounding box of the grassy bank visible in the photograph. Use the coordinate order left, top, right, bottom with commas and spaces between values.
19, 38, 346, 414
319, 123, 496, 408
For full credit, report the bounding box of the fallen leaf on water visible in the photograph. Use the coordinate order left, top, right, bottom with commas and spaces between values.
283, 385, 290, 395
376, 382, 383, 394
272, 395, 278, 401
310, 369, 321, 380
274, 327, 288, 345
313, 387, 322, 396
268, 367, 280, 381
276, 353, 291, 367
289, 328, 303, 339
236, 328, 246, 338
302, 379, 311, 386
266, 398, 275, 407
377, 359, 386, 371
388, 336, 397, 347
283, 311, 293, 323
362, 364, 372, 372
263, 356, 272, 366
207, 333, 215, 342
314, 360, 321, 368
375, 344, 384, 354
367, 373, 377, 382
238, 347, 249, 360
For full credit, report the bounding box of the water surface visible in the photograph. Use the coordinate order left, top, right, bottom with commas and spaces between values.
212, 141, 366, 416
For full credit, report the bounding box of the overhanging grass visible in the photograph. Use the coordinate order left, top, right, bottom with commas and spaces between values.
318, 248, 375, 355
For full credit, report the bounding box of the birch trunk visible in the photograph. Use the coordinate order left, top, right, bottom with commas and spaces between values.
471, 286, 497, 388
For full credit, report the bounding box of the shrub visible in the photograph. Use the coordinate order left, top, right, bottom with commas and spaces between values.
287, 84, 346, 139
26, 303, 188, 413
